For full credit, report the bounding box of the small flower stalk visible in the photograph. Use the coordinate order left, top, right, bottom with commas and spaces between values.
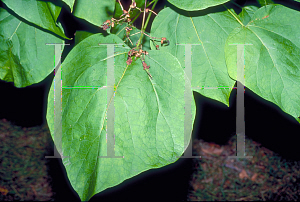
100, 0, 169, 79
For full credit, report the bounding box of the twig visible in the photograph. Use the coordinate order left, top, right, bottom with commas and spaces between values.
118, 0, 124, 12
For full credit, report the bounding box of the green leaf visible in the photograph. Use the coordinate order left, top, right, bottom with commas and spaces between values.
256, 0, 274, 6
46, 33, 196, 201
238, 5, 259, 25
1, 0, 69, 40
62, 0, 75, 12
225, 5, 300, 123
0, 7, 63, 87
150, 7, 240, 106
73, 0, 115, 27
167, 0, 230, 11
74, 30, 95, 46
0, 34, 14, 82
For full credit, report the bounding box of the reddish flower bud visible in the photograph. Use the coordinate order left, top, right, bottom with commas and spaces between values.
161, 37, 166, 45
102, 24, 110, 31
126, 57, 132, 65
142, 61, 150, 70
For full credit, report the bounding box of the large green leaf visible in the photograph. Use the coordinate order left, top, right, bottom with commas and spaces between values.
225, 5, 300, 123
167, 0, 230, 11
0, 8, 63, 87
46, 33, 196, 201
73, 0, 115, 27
1, 0, 69, 39
150, 7, 240, 106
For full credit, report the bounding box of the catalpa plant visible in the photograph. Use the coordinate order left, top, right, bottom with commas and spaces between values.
0, 0, 299, 201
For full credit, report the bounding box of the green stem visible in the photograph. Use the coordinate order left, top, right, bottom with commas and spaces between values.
224, 5, 244, 27
143, 0, 158, 33
136, 0, 158, 47
140, 0, 147, 36
129, 0, 153, 27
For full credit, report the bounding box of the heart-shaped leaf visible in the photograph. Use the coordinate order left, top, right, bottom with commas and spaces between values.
150, 7, 240, 106
225, 5, 300, 123
46, 33, 196, 201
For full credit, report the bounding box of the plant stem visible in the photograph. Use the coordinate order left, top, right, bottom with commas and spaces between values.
136, 0, 158, 47
143, 0, 158, 33
140, 0, 147, 36
224, 5, 244, 27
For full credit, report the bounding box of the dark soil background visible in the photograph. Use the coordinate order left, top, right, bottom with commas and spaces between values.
1, 0, 300, 201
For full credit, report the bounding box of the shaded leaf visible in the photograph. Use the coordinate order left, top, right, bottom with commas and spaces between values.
74, 30, 95, 46
257, 0, 274, 6
0, 8, 63, 87
113, 0, 145, 20
1, 0, 69, 39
